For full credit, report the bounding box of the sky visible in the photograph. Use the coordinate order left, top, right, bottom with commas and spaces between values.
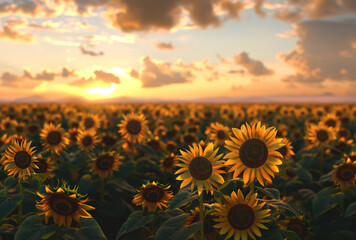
0, 0, 356, 101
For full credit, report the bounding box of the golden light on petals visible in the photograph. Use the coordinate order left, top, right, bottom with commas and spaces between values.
132, 181, 173, 212
40, 123, 69, 154
175, 142, 225, 195
90, 151, 121, 178
214, 189, 270, 240
224, 121, 284, 186
118, 113, 149, 143
332, 158, 356, 190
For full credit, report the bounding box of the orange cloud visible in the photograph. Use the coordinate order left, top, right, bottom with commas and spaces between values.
155, 42, 174, 50
234, 52, 274, 76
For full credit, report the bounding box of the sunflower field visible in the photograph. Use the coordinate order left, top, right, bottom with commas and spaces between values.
0, 103, 355, 240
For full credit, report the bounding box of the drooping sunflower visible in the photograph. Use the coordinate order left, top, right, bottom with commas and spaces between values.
3, 140, 38, 180
132, 181, 173, 212
77, 129, 99, 152
175, 143, 225, 195
277, 138, 295, 161
205, 122, 231, 146
36, 185, 95, 227
118, 113, 149, 143
81, 113, 101, 130
332, 157, 356, 190
40, 123, 69, 154
185, 207, 218, 240
90, 151, 121, 178
160, 153, 177, 172
306, 122, 336, 147
225, 122, 284, 186
34, 155, 56, 179
214, 190, 270, 240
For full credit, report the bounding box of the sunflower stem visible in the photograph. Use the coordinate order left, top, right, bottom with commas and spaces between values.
100, 178, 105, 202
18, 182, 23, 223
249, 182, 254, 193
319, 147, 325, 173
198, 193, 204, 240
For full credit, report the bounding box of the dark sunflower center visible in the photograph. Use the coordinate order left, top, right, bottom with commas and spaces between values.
84, 117, 95, 129
142, 186, 164, 202
82, 136, 93, 146
316, 130, 329, 142
4, 122, 11, 129
96, 155, 114, 170
228, 203, 255, 230
49, 193, 79, 215
189, 156, 212, 180
14, 151, 32, 169
338, 129, 348, 138
336, 165, 356, 181
34, 158, 48, 173
46, 131, 62, 145
183, 135, 195, 145
278, 146, 287, 157
163, 156, 174, 168
239, 138, 268, 168
28, 124, 39, 134
325, 119, 336, 128
217, 130, 226, 140
126, 120, 142, 135
101, 135, 116, 147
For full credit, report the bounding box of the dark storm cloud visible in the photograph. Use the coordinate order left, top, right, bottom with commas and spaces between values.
279, 18, 356, 84
234, 52, 274, 76
137, 56, 194, 88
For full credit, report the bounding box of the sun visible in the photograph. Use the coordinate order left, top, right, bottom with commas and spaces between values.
87, 84, 116, 96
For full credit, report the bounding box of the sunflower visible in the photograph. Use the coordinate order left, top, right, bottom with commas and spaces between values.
175, 143, 225, 195
332, 157, 356, 190
68, 128, 79, 144
205, 122, 231, 146
322, 114, 341, 129
1, 117, 15, 131
165, 140, 177, 153
34, 155, 56, 179
0, 133, 10, 150
90, 151, 121, 178
306, 122, 336, 147
277, 138, 295, 161
132, 181, 173, 212
2, 140, 38, 180
81, 113, 101, 130
225, 122, 284, 186
40, 123, 69, 154
118, 113, 149, 143
214, 190, 270, 240
100, 133, 118, 148
77, 129, 99, 152
279, 216, 310, 240
160, 153, 177, 172
36, 186, 95, 227
185, 207, 218, 240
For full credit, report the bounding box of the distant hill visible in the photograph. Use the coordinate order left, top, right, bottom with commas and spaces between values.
0, 95, 355, 104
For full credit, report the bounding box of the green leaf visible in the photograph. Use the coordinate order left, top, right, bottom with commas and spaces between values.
134, 144, 156, 155
68, 218, 107, 240
256, 187, 280, 199
169, 221, 202, 240
168, 190, 198, 210
218, 178, 243, 190
265, 199, 299, 216
279, 229, 302, 240
15, 215, 57, 240
345, 201, 356, 218
261, 227, 283, 240
0, 193, 23, 221
4, 176, 17, 188
319, 170, 334, 183
155, 213, 193, 240
77, 174, 93, 195
116, 210, 154, 240
115, 160, 135, 178
312, 187, 344, 217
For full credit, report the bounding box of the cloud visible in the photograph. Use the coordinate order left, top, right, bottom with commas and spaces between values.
155, 42, 174, 50
254, 0, 266, 18
0, 0, 54, 17
234, 52, 274, 76
108, 0, 181, 32
279, 18, 356, 84
62, 66, 76, 77
70, 69, 120, 87
220, 0, 245, 19
181, 0, 220, 28
137, 56, 193, 88
24, 69, 57, 81
273, 9, 302, 23
0, 23, 34, 42
0, 71, 40, 88
129, 68, 139, 78
79, 45, 104, 56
